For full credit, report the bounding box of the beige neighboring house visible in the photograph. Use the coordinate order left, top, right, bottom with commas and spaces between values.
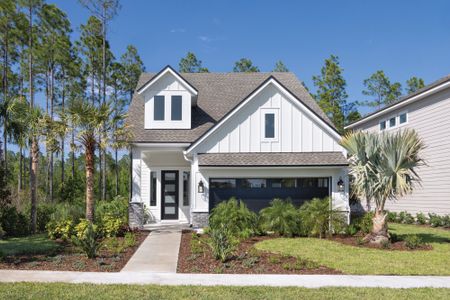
345, 74, 450, 215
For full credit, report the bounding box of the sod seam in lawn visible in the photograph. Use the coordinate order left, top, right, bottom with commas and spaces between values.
0, 283, 449, 300
255, 224, 450, 275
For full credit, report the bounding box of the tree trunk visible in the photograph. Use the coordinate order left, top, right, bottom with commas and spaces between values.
61, 70, 66, 185
2, 25, 9, 171
85, 139, 95, 222
101, 5, 107, 202
365, 209, 389, 244
71, 130, 75, 178
115, 148, 118, 196
18, 146, 23, 194
30, 139, 38, 233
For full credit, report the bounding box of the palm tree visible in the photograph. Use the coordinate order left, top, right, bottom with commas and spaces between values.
68, 99, 127, 222
340, 130, 424, 243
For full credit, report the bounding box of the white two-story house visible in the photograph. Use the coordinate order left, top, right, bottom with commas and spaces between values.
127, 66, 349, 227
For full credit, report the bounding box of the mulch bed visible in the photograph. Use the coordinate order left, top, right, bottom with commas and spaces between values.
177, 230, 342, 274
329, 234, 433, 251
0, 231, 148, 272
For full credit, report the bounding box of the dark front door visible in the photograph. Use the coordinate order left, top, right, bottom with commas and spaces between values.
161, 170, 179, 220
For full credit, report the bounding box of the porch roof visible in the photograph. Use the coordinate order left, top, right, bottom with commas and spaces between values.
197, 152, 348, 167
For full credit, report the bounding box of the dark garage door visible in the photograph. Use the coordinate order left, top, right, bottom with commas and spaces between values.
209, 177, 331, 212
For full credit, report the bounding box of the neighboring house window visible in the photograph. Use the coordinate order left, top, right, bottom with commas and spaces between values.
154, 95, 165, 120
389, 116, 396, 128
399, 112, 408, 124
379, 120, 386, 131
171, 95, 182, 121
183, 171, 190, 206
150, 171, 157, 206
265, 113, 275, 138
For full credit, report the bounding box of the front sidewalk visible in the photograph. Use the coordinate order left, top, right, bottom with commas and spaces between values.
0, 270, 449, 288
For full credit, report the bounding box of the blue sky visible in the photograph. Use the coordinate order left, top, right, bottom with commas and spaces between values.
49, 0, 450, 115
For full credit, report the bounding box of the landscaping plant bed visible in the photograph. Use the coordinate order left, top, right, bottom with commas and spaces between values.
177, 230, 341, 274
329, 234, 433, 251
0, 231, 148, 272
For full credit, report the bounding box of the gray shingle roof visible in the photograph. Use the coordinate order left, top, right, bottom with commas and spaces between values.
127, 71, 335, 143
198, 152, 348, 167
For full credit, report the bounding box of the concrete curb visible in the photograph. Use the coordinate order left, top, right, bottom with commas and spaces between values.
1, 270, 450, 288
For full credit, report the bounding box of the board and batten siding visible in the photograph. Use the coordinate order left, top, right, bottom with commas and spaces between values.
195, 84, 343, 154
356, 87, 450, 215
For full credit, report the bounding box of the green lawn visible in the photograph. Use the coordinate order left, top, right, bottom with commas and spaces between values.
0, 283, 449, 300
0, 234, 60, 256
255, 224, 450, 275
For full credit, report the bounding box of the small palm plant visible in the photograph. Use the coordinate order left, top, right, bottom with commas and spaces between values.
341, 130, 424, 244
259, 198, 300, 237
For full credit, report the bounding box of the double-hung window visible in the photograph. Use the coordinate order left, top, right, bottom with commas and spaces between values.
171, 96, 182, 120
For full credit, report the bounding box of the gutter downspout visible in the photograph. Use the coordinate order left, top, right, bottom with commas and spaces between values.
183, 151, 194, 226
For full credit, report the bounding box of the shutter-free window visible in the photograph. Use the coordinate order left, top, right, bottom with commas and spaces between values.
171, 95, 182, 120
154, 96, 165, 121
150, 171, 157, 206
265, 113, 275, 138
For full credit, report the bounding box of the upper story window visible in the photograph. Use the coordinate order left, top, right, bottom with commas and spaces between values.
379, 111, 408, 131
399, 112, 408, 124
154, 96, 165, 120
261, 108, 279, 141
265, 113, 275, 138
171, 95, 182, 121
389, 116, 396, 128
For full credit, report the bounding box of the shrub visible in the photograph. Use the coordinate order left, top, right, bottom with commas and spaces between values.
209, 198, 258, 238
46, 219, 74, 241
398, 211, 414, 224
428, 213, 443, 227
357, 212, 374, 234
0, 224, 4, 240
50, 201, 84, 224
100, 215, 125, 237
345, 223, 359, 236
443, 215, 450, 228
259, 199, 300, 237
96, 196, 128, 237
102, 237, 125, 256
207, 224, 237, 262
73, 222, 102, 259
415, 212, 427, 225
0, 206, 30, 237
74, 219, 100, 240
298, 197, 347, 238
124, 232, 137, 248
386, 211, 398, 223
404, 234, 423, 249
25, 203, 56, 232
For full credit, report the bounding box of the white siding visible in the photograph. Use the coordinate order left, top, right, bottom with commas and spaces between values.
355, 87, 450, 215
143, 72, 193, 129
196, 84, 343, 154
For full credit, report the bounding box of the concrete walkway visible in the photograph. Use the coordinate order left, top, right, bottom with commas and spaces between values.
0, 270, 449, 288
121, 224, 183, 273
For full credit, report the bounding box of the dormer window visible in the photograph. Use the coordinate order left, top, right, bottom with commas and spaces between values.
154, 95, 165, 120
141, 66, 197, 129
171, 96, 182, 121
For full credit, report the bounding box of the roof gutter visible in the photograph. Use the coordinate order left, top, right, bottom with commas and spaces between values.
345, 80, 450, 129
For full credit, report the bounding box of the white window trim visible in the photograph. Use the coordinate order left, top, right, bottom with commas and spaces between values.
398, 110, 409, 127
260, 108, 279, 142
379, 111, 409, 132
147, 90, 191, 129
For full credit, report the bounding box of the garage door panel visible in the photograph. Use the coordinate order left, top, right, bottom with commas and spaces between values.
209, 177, 330, 213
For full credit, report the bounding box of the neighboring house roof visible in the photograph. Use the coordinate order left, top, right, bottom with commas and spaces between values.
346, 74, 450, 129
127, 71, 335, 143
197, 152, 348, 167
